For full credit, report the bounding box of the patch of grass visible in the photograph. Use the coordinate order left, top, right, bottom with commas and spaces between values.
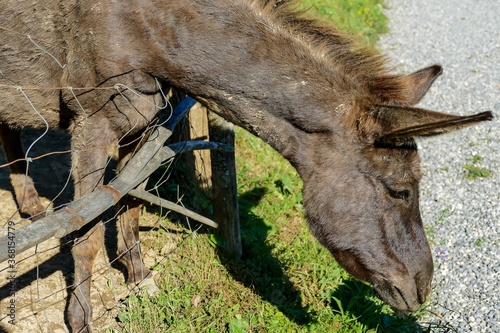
299, 0, 388, 45
475, 238, 485, 247
463, 155, 493, 180
463, 164, 492, 180
119, 128, 426, 333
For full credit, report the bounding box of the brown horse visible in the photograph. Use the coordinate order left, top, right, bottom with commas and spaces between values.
0, 0, 492, 331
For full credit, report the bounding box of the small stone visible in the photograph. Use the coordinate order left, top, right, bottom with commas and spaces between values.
160, 242, 177, 255
191, 295, 202, 308
143, 255, 155, 268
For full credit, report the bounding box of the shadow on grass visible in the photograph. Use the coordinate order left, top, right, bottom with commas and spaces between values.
217, 186, 313, 326
143, 161, 429, 331
329, 278, 426, 332
218, 185, 425, 332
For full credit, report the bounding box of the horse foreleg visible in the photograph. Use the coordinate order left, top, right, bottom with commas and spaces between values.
0, 125, 46, 220
117, 197, 151, 284
67, 222, 104, 333
67, 130, 110, 333
116, 133, 156, 293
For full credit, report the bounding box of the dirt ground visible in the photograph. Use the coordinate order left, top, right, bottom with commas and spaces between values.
0, 130, 163, 333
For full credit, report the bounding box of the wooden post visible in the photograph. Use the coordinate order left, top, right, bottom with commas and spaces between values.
172, 99, 242, 258
171, 101, 212, 214
187, 103, 212, 190
209, 113, 242, 258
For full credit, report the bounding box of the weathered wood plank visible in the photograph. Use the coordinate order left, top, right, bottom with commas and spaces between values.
209, 113, 242, 258
0, 97, 196, 263
128, 189, 218, 228
188, 103, 212, 190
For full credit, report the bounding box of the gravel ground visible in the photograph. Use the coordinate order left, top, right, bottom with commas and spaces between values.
379, 1, 499, 332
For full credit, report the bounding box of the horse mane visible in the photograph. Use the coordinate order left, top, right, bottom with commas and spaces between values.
253, 0, 411, 103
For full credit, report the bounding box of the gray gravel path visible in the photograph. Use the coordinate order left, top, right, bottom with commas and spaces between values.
379, 1, 499, 332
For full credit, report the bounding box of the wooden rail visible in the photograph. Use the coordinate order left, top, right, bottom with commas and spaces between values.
0, 97, 243, 263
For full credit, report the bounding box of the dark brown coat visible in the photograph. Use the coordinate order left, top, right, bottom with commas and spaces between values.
0, 1, 491, 331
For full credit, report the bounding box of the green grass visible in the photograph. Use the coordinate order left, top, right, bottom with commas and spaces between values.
117, 130, 426, 333
475, 238, 485, 247
299, 0, 388, 45
114, 1, 436, 332
463, 155, 493, 180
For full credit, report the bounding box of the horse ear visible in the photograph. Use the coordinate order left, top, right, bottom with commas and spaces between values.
371, 105, 493, 144
389, 65, 443, 105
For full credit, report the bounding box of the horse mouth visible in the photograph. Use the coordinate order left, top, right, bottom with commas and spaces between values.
371, 275, 430, 312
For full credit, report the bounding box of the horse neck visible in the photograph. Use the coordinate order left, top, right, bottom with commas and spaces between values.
197, 94, 310, 163
116, 0, 360, 164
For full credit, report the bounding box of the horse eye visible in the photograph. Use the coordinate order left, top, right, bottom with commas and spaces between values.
383, 184, 410, 202
391, 189, 410, 202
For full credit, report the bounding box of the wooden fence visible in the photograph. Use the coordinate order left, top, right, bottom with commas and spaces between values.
0, 96, 242, 263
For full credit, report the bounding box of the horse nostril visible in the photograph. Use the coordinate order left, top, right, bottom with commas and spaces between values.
416, 278, 431, 304
393, 285, 411, 309
415, 263, 433, 304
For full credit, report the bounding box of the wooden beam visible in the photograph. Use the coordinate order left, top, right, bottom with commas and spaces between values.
209, 113, 242, 258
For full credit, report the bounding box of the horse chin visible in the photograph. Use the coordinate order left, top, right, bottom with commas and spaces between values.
370, 274, 424, 312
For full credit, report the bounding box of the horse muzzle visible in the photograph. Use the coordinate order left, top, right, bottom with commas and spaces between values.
371, 272, 432, 312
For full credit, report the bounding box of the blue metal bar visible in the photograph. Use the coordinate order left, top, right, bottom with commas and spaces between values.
165, 96, 197, 131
